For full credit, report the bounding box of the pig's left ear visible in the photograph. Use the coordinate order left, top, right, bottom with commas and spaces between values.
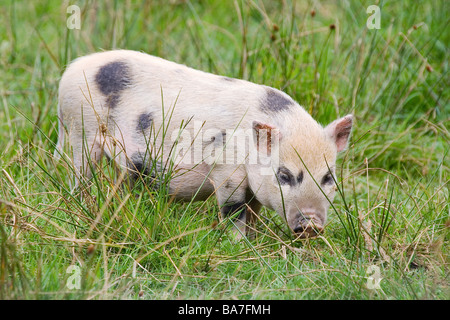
325, 114, 353, 152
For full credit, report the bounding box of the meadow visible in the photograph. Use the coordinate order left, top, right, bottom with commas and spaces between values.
0, 0, 448, 300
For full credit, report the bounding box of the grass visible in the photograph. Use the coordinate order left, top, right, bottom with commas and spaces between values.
0, 0, 448, 300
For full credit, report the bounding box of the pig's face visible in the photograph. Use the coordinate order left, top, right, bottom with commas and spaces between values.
270, 146, 338, 238
248, 115, 353, 238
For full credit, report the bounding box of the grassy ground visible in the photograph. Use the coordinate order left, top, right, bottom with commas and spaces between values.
0, 0, 448, 300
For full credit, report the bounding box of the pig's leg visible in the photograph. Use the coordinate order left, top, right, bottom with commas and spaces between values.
69, 131, 103, 191
211, 165, 261, 238
244, 196, 262, 240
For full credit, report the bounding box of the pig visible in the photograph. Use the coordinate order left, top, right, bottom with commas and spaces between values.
55, 50, 353, 239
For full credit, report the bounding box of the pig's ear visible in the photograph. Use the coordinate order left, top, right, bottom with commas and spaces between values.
252, 121, 281, 156
325, 114, 353, 152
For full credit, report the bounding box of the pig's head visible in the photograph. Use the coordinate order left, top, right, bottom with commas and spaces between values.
247, 113, 353, 238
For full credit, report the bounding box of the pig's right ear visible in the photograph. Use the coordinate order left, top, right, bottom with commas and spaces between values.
252, 121, 281, 156
325, 114, 353, 153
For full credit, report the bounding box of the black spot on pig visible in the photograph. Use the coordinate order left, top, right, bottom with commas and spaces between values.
95, 61, 131, 108
129, 152, 151, 176
260, 87, 294, 113
221, 202, 246, 220
96, 61, 131, 95
137, 112, 153, 132
106, 94, 121, 109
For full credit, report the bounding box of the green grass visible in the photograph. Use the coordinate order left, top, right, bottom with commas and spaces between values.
0, 0, 448, 300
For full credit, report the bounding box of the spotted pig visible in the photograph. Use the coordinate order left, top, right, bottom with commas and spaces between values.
55, 50, 353, 238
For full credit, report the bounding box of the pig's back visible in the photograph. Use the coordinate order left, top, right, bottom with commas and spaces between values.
59, 50, 265, 129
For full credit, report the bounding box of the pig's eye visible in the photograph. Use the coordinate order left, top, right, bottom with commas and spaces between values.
321, 173, 334, 185
276, 167, 294, 186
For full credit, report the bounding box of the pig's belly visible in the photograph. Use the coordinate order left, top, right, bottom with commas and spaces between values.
167, 162, 215, 201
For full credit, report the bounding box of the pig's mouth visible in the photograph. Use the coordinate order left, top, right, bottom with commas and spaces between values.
293, 217, 324, 239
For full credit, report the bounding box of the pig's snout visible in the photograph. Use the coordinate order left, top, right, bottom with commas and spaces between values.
292, 213, 324, 238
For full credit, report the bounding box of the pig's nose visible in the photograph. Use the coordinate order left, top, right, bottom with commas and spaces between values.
293, 217, 323, 238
